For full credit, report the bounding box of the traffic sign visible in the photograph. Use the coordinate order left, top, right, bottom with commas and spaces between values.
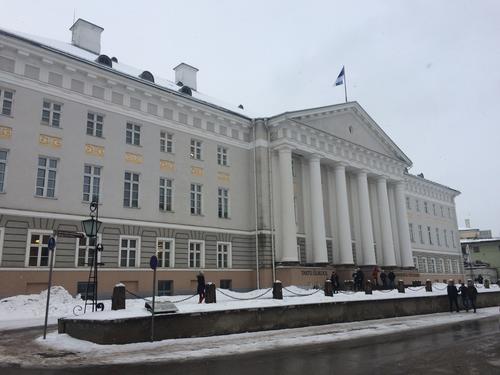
47, 237, 56, 251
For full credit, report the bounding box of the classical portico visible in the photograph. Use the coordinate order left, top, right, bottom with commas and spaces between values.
268, 102, 415, 272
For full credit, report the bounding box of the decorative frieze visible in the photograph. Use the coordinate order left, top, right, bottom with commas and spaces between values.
217, 172, 230, 183
0, 126, 12, 139
85, 144, 104, 157
39, 134, 62, 149
191, 166, 204, 177
125, 152, 143, 164
160, 160, 175, 172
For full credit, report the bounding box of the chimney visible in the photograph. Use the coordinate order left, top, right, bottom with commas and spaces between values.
70, 18, 104, 55
173, 63, 198, 91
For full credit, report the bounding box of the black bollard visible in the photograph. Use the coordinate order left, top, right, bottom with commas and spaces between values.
111, 283, 126, 310
324, 280, 333, 297
205, 283, 216, 303
365, 280, 373, 295
425, 279, 432, 292
484, 279, 490, 289
273, 281, 283, 299
397, 280, 405, 293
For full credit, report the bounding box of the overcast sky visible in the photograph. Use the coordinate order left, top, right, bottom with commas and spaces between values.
2, 0, 499, 235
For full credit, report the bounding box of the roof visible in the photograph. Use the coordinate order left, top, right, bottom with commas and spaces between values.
0, 27, 253, 119
405, 172, 461, 195
461, 238, 500, 244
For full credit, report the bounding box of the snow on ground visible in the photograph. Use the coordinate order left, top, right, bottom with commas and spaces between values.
1, 283, 499, 330
33, 307, 500, 366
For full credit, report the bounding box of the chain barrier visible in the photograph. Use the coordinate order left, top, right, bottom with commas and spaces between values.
169, 294, 198, 303
217, 287, 273, 301
125, 288, 152, 303
282, 287, 323, 297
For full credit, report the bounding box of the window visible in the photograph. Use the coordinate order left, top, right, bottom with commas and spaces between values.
416, 199, 420, 212
188, 240, 204, 268
36, 156, 58, 197
76, 281, 95, 300
220, 279, 232, 289
119, 236, 140, 267
0, 88, 13, 116
448, 207, 452, 218
418, 225, 424, 244
156, 238, 174, 268
218, 187, 229, 218
421, 257, 428, 273
413, 256, 419, 271
424, 201, 428, 214
158, 280, 173, 296
472, 246, 480, 253
41, 100, 61, 127
429, 258, 437, 273
217, 242, 231, 268
433, 203, 436, 215
123, 172, 139, 208
159, 177, 173, 211
435, 228, 441, 246
160, 131, 173, 153
190, 183, 202, 215
454, 260, 460, 274
406, 197, 411, 209
451, 230, 455, 247
126, 122, 141, 146
26, 231, 52, 267
0, 150, 7, 192
190, 139, 202, 160
217, 146, 228, 166
76, 234, 102, 267
86, 112, 103, 137
439, 259, 445, 273
427, 226, 433, 245
83, 165, 101, 203
440, 206, 444, 217
447, 259, 453, 273
444, 229, 449, 247
409, 223, 415, 242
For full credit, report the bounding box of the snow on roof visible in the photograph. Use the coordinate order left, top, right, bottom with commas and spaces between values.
460, 238, 500, 244
0, 27, 254, 119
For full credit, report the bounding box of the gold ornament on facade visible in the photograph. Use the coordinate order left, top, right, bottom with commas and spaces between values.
0, 126, 12, 139
217, 171, 230, 183
39, 134, 62, 149
84, 144, 105, 157
191, 166, 204, 177
160, 160, 175, 171
125, 152, 144, 164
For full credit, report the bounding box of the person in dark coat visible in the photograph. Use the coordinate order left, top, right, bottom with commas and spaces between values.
458, 282, 469, 311
477, 274, 484, 284
355, 268, 365, 291
447, 279, 460, 312
380, 270, 388, 289
197, 271, 206, 304
466, 280, 478, 313
330, 271, 339, 294
388, 271, 396, 289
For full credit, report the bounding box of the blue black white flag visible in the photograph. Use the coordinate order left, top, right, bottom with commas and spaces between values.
335, 66, 345, 86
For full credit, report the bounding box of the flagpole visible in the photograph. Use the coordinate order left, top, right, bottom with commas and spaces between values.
344, 66, 348, 103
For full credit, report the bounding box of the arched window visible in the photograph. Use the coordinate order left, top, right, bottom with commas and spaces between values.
421, 257, 428, 273
413, 256, 419, 271
139, 71, 155, 83
96, 54, 112, 67
430, 258, 437, 273
439, 258, 445, 273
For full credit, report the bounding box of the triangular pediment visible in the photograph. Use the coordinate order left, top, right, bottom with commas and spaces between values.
271, 102, 412, 166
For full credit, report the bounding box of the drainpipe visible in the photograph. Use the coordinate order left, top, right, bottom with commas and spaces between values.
265, 118, 276, 282
252, 119, 260, 289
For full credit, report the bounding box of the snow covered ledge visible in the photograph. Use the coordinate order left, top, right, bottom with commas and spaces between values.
58, 291, 500, 345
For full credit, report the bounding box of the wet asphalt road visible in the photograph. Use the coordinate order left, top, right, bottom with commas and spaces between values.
2, 316, 500, 375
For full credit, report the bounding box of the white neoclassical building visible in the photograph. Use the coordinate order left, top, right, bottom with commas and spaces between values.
0, 19, 463, 297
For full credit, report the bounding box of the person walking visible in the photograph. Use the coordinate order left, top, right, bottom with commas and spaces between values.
330, 271, 339, 294
380, 270, 388, 289
388, 271, 396, 289
371, 266, 379, 287
447, 279, 460, 312
197, 271, 206, 304
458, 282, 469, 312
466, 279, 478, 313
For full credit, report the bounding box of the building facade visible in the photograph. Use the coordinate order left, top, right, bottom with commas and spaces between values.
0, 19, 464, 297
460, 227, 500, 283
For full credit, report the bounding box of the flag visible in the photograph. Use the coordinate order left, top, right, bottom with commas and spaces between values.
335, 66, 345, 86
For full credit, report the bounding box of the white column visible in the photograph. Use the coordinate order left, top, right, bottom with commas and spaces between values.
395, 181, 414, 268
377, 177, 396, 266
356, 171, 376, 265
309, 155, 328, 263
334, 164, 354, 264
278, 146, 298, 262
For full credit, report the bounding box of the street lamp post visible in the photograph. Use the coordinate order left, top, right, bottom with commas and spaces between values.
81, 200, 102, 312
